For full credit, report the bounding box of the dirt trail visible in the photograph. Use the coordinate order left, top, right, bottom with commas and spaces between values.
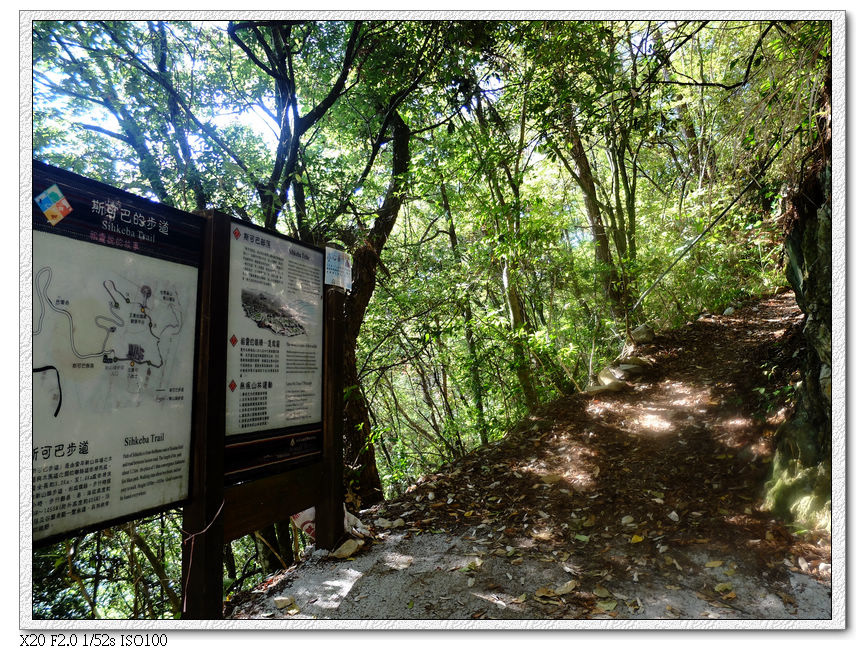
228, 291, 832, 622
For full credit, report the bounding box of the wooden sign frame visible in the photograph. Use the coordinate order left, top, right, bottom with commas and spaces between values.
28, 165, 345, 620
180, 210, 344, 619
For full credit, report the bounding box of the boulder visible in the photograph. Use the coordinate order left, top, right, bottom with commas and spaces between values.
619, 356, 651, 367
631, 324, 654, 344
330, 538, 364, 559
598, 366, 626, 384
616, 363, 647, 378
274, 595, 298, 610
765, 104, 831, 530
584, 380, 627, 395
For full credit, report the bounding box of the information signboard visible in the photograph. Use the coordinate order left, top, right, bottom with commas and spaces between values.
31, 161, 202, 544
225, 221, 324, 441
325, 247, 352, 291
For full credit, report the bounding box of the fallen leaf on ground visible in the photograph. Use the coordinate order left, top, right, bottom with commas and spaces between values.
555, 580, 577, 595
596, 599, 617, 611
630, 534, 644, 544
274, 595, 297, 612
330, 538, 364, 559
705, 560, 724, 568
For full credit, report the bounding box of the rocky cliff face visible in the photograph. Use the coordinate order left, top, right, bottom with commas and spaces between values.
764, 79, 832, 530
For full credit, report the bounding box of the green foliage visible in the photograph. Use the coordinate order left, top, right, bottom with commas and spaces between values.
31, 18, 829, 616
33, 513, 185, 619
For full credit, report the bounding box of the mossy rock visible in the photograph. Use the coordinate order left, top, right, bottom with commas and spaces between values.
764, 455, 831, 531
584, 381, 626, 395
598, 367, 624, 385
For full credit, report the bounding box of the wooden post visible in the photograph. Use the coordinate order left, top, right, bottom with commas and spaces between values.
181, 210, 230, 619
316, 285, 345, 550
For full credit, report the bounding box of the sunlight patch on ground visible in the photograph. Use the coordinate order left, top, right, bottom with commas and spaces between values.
586, 402, 608, 416
294, 568, 363, 609
564, 469, 598, 491
637, 412, 673, 433
383, 552, 414, 571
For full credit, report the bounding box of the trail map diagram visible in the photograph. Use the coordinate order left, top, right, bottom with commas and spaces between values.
32, 233, 197, 421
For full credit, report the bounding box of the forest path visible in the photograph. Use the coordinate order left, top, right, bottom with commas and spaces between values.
228, 290, 832, 622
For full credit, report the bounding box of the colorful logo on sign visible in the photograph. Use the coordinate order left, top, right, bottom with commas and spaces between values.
35, 184, 73, 226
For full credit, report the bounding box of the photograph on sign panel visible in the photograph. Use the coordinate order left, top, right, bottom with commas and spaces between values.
240, 288, 311, 338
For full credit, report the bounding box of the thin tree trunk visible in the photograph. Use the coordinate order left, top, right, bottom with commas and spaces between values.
123, 523, 181, 615
441, 183, 488, 444
557, 125, 629, 319
501, 257, 538, 411
275, 520, 295, 564
253, 526, 285, 575
223, 543, 237, 583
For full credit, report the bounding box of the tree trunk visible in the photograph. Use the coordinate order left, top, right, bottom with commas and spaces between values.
342, 110, 411, 507
123, 523, 181, 615
501, 257, 539, 411
252, 525, 285, 576
441, 183, 488, 444
275, 520, 296, 564
223, 543, 237, 583
560, 125, 629, 320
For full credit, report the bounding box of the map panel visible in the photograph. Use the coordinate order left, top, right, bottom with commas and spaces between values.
32, 230, 198, 542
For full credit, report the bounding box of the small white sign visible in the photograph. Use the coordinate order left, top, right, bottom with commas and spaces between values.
325, 247, 352, 291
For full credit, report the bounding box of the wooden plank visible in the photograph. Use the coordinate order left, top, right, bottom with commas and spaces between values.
316, 286, 346, 550
181, 210, 230, 620
222, 463, 325, 541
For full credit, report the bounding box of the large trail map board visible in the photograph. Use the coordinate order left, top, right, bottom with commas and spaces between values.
32, 162, 202, 543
